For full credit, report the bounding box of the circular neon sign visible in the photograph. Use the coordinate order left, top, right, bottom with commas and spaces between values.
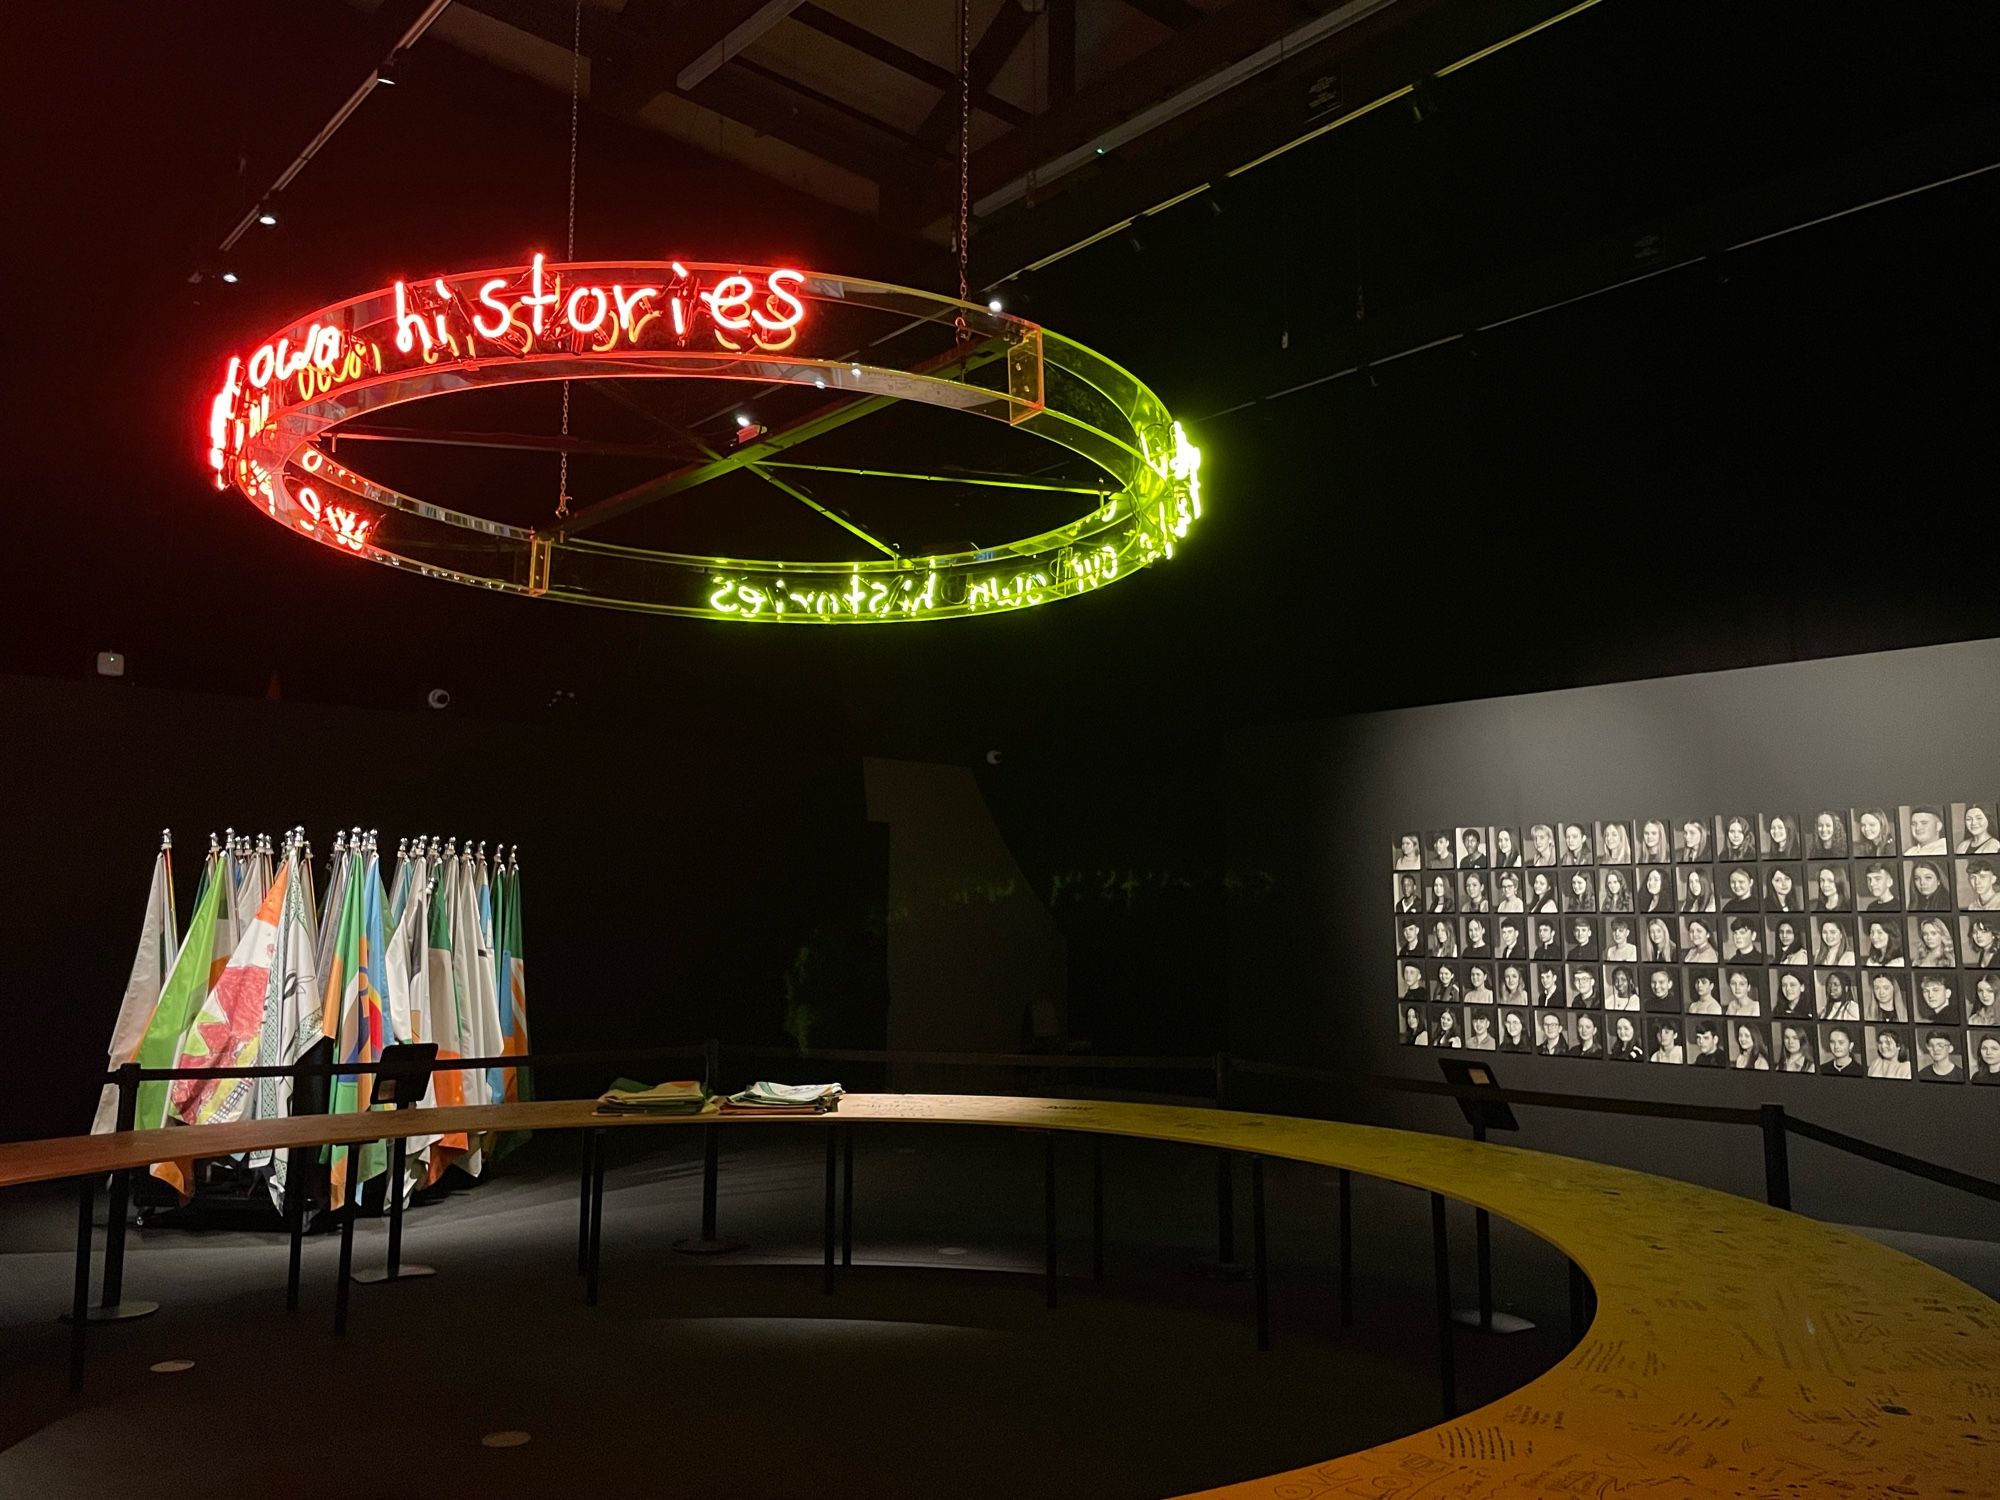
205, 257, 1202, 623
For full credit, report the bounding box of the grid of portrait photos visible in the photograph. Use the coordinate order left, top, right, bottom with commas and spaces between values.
1391, 807, 2000, 1084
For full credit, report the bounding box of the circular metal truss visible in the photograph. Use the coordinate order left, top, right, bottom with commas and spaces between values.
206, 259, 1203, 623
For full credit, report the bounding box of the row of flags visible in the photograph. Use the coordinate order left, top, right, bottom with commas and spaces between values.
94, 829, 530, 1212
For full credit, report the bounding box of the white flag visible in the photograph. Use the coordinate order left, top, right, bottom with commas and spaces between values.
92, 842, 178, 1134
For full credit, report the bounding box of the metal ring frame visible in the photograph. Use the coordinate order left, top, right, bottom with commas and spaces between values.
207, 261, 1203, 623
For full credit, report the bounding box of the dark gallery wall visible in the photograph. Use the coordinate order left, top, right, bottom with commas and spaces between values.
1227, 638, 2000, 1239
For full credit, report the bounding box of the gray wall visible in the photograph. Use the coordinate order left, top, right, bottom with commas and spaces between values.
1228, 639, 2000, 1239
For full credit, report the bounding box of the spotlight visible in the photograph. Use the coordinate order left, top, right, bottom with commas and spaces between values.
257, 211, 278, 227
735, 413, 752, 427
220, 271, 239, 284
850, 364, 862, 376
986, 297, 1003, 313
1093, 145, 1105, 156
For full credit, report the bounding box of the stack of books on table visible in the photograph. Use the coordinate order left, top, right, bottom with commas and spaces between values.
718, 1081, 845, 1114
593, 1079, 712, 1116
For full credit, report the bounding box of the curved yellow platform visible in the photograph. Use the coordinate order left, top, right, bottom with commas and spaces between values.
6, 1094, 1996, 1497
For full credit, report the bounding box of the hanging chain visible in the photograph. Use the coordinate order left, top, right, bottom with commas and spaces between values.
953, 0, 971, 347
556, 0, 582, 523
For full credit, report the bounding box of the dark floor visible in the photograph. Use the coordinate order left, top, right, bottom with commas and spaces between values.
2, 1126, 1994, 1498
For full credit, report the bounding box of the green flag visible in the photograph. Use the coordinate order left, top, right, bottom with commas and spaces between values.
135, 859, 225, 1135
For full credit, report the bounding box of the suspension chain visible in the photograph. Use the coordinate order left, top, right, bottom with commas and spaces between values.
556, 0, 581, 522
954, 0, 972, 347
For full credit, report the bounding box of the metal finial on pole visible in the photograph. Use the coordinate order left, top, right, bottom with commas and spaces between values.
160, 829, 172, 851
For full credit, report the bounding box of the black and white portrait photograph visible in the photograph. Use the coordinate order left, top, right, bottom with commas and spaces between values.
1604, 964, 1642, 1010
1634, 818, 1674, 865
1559, 821, 1595, 866
1763, 864, 1806, 914
1767, 915, 1811, 966
1865, 1024, 1914, 1080
1596, 821, 1635, 867
1958, 857, 2000, 912
1817, 1022, 1865, 1076
1676, 865, 1718, 913
1394, 871, 1423, 913
1674, 817, 1712, 863
1603, 1012, 1642, 1061
1914, 972, 1962, 1028
1813, 915, 1857, 966
1917, 1028, 1966, 1082
1490, 826, 1523, 868
1397, 960, 1429, 1002
1425, 829, 1457, 869
1813, 969, 1861, 1021
1646, 1015, 1685, 1063
1969, 1028, 2000, 1082
1761, 813, 1801, 861
1963, 914, 2000, 970
1722, 915, 1764, 966
1688, 1016, 1727, 1067
1722, 966, 1764, 1017
1597, 866, 1635, 913
1461, 916, 1495, 957
1524, 869, 1561, 914
1718, 814, 1759, 863
1562, 868, 1597, 913
1644, 915, 1680, 962
1495, 963, 1531, 1005
1495, 917, 1528, 963
1775, 1020, 1817, 1073
1394, 832, 1425, 870
1430, 1004, 1465, 1049
1900, 804, 1950, 857
1634, 865, 1675, 915
1398, 1002, 1430, 1045
1644, 965, 1681, 1011
1861, 915, 1906, 968
1573, 1011, 1607, 1058
1431, 961, 1464, 1005
1457, 825, 1490, 868
1532, 963, 1565, 1008
1530, 916, 1563, 959
1719, 866, 1760, 913
1603, 915, 1639, 963
1525, 823, 1559, 868
1851, 807, 1898, 858
1807, 861, 1852, 912
1864, 970, 1909, 1024
1533, 1009, 1574, 1056
1684, 966, 1723, 1014
1464, 961, 1497, 1004
1858, 859, 1903, 912
1460, 871, 1494, 915
1953, 801, 2000, 856
1425, 870, 1459, 913
1463, 1008, 1500, 1051
1565, 916, 1601, 962
1905, 858, 1952, 912
1678, 914, 1719, 963
1770, 968, 1813, 1018
1567, 963, 1602, 1008
1909, 913, 1957, 968
1806, 808, 1851, 859
1498, 1008, 1532, 1052
1728, 1019, 1773, 1071
1492, 869, 1526, 913
1426, 917, 1460, 958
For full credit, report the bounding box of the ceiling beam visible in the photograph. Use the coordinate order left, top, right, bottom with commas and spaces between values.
792, 4, 1029, 127
1117, 0, 1210, 31
594, 0, 806, 116
913, 0, 1040, 154
682, 65, 930, 183
1049, 0, 1077, 103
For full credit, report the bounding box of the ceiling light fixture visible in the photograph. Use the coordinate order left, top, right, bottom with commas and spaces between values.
257, 211, 278, 227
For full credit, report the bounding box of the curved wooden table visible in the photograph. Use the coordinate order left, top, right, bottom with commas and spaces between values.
7, 1095, 1997, 1498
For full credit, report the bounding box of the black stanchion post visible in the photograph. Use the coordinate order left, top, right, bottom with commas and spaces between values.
1337, 1167, 1354, 1328
1091, 1134, 1104, 1283
586, 1128, 607, 1306
1761, 1103, 1792, 1210
69, 1175, 94, 1393
97, 1064, 143, 1315
841, 1126, 854, 1268
1430, 1192, 1455, 1419
1251, 1155, 1269, 1351
334, 1192, 358, 1335
576, 1131, 594, 1275
384, 1136, 407, 1277
1044, 1130, 1059, 1310
823, 1128, 838, 1294
286, 1152, 307, 1311
700, 1124, 720, 1240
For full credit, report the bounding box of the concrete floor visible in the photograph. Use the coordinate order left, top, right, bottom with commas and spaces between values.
1, 1125, 1993, 1498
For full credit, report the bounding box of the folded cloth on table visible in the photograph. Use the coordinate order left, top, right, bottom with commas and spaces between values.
594, 1079, 712, 1116
718, 1080, 844, 1114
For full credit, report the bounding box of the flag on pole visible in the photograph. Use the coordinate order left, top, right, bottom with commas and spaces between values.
137, 851, 227, 1196
320, 842, 389, 1208
257, 838, 323, 1208
382, 847, 440, 1198
423, 846, 479, 1183
93, 835, 179, 1134
167, 860, 289, 1126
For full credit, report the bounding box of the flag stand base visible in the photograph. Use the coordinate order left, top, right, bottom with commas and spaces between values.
672, 1238, 743, 1256
61, 1300, 161, 1324
1452, 1308, 1535, 1334
352, 1264, 436, 1284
